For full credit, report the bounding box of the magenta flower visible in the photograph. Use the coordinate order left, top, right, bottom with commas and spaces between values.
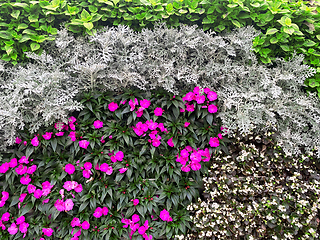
138, 226, 146, 235
83, 162, 92, 170
43, 227, 54, 236
81, 221, 90, 230
184, 122, 190, 128
154, 107, 164, 116
207, 91, 217, 101
34, 189, 43, 199
69, 123, 76, 130
105, 165, 113, 175
9, 158, 17, 168
93, 120, 103, 129
111, 156, 117, 163
204, 88, 211, 94
190, 161, 201, 171
196, 95, 206, 104
8, 222, 18, 235
42, 199, 50, 205
180, 149, 189, 158
129, 98, 138, 111
190, 152, 201, 162
167, 137, 174, 147
16, 137, 22, 144
68, 131, 76, 142
1, 192, 9, 201
15, 164, 27, 175
108, 102, 118, 112
159, 209, 172, 222
56, 132, 64, 136
31, 135, 39, 147
102, 207, 109, 215
27, 165, 37, 174
0, 162, 9, 173
74, 184, 83, 193
140, 99, 151, 109
54, 199, 65, 212
208, 104, 218, 113
181, 165, 191, 172
1, 212, 9, 221
82, 169, 91, 178
99, 163, 109, 172
20, 175, 31, 185
93, 207, 102, 218
209, 137, 219, 147
120, 100, 127, 105
218, 133, 223, 139
79, 140, 90, 149
193, 86, 200, 94
64, 199, 74, 211
115, 151, 124, 161
136, 107, 144, 117
152, 138, 161, 147
183, 92, 195, 102
16, 216, 25, 225
71, 217, 81, 227
27, 184, 36, 194
42, 132, 53, 140
19, 221, 29, 233
65, 164, 75, 175
132, 199, 139, 206
132, 214, 140, 223
186, 103, 195, 112
19, 193, 27, 203
19, 156, 29, 164
119, 168, 127, 174
68, 116, 77, 124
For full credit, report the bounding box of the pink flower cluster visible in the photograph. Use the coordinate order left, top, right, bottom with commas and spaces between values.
110, 150, 124, 163
133, 120, 168, 147
7, 215, 29, 238
176, 146, 211, 172
43, 227, 54, 236
0, 191, 9, 208
97, 163, 113, 175
54, 198, 74, 212
122, 215, 152, 240
129, 98, 151, 117
159, 209, 172, 222
93, 207, 109, 218
181, 86, 218, 114
70, 218, 90, 240
63, 181, 83, 193
82, 162, 92, 179
79, 140, 90, 149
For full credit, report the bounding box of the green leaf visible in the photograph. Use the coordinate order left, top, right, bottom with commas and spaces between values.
11, 2, 29, 8
316, 35, 320, 41
303, 40, 316, 47
0, 31, 11, 39
270, 37, 278, 44
231, 20, 241, 28
266, 28, 278, 35
115, 174, 124, 182
285, 17, 291, 26
166, 3, 173, 12
283, 26, 294, 35
206, 114, 213, 125
81, 9, 91, 20
83, 22, 93, 30
11, 10, 21, 19
30, 43, 40, 51
25, 146, 34, 158
17, 23, 29, 30
20, 203, 33, 216
10, 196, 20, 207
280, 45, 290, 51
79, 201, 89, 212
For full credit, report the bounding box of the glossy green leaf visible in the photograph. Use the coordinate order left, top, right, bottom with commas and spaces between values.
266, 28, 278, 35
30, 43, 40, 51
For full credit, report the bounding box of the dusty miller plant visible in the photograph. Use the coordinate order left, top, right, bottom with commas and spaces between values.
0, 21, 319, 158
0, 58, 84, 152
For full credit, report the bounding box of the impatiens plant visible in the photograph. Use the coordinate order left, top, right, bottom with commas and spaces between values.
0, 86, 226, 239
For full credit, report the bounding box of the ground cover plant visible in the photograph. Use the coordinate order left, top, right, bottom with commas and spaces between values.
0, 86, 226, 239
178, 132, 320, 240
